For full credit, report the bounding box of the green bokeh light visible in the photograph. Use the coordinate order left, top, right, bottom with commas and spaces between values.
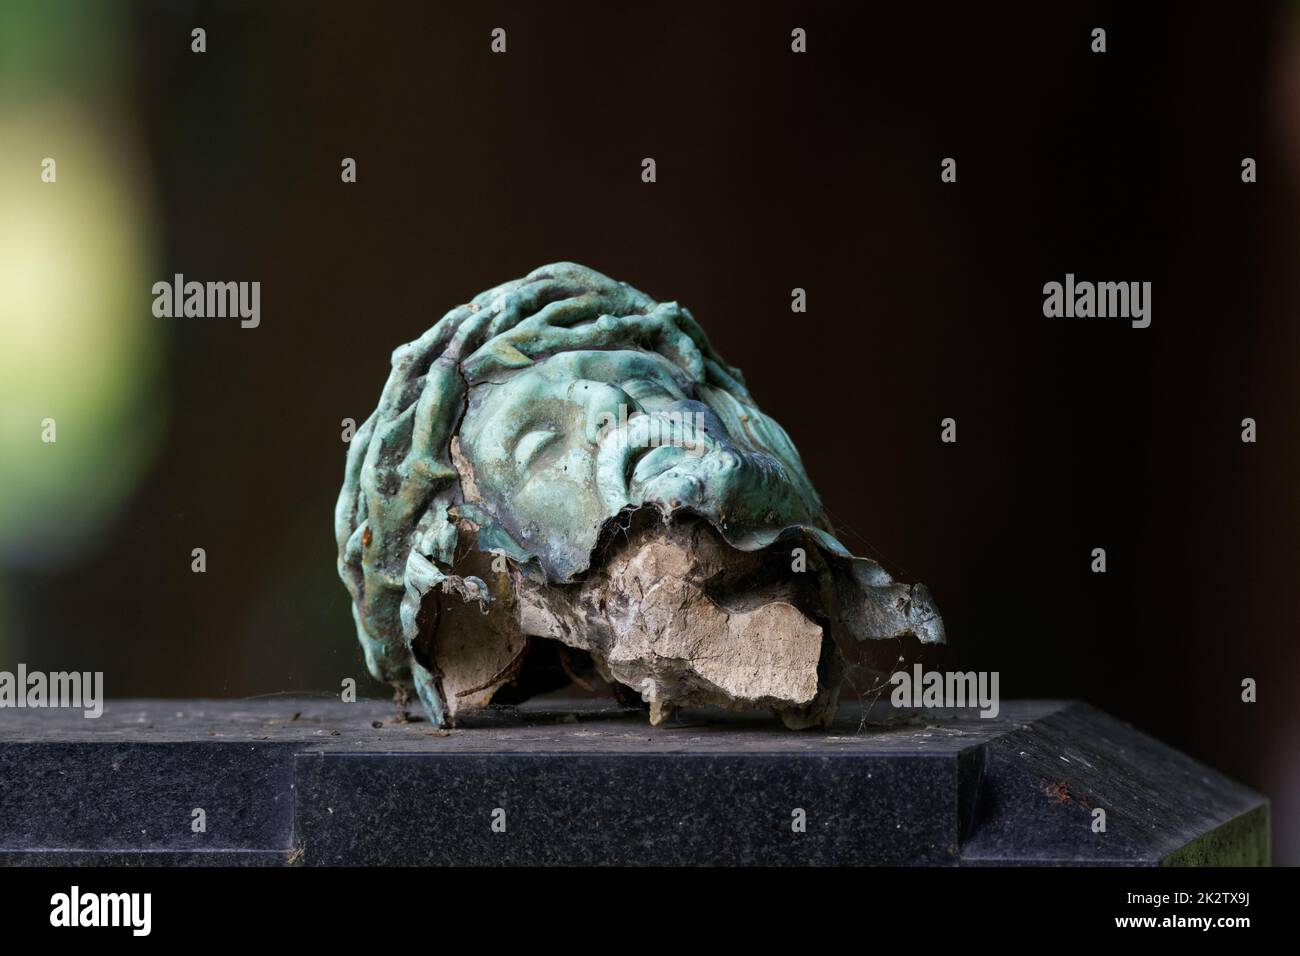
0, 2, 164, 577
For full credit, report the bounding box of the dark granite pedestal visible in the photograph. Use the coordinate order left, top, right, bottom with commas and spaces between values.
0, 699, 1269, 866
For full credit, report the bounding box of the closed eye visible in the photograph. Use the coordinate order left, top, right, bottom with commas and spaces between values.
514, 428, 559, 471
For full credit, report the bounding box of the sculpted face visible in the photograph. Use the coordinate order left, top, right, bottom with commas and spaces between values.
456, 349, 821, 581
335, 262, 945, 728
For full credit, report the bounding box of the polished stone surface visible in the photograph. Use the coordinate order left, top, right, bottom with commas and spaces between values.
0, 698, 1269, 865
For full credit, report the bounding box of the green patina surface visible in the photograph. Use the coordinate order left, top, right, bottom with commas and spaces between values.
335, 263, 943, 724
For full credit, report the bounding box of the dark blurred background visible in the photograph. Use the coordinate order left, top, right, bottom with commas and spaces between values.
1, 1, 1297, 861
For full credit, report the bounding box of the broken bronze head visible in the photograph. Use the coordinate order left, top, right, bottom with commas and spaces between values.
335, 263, 943, 727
